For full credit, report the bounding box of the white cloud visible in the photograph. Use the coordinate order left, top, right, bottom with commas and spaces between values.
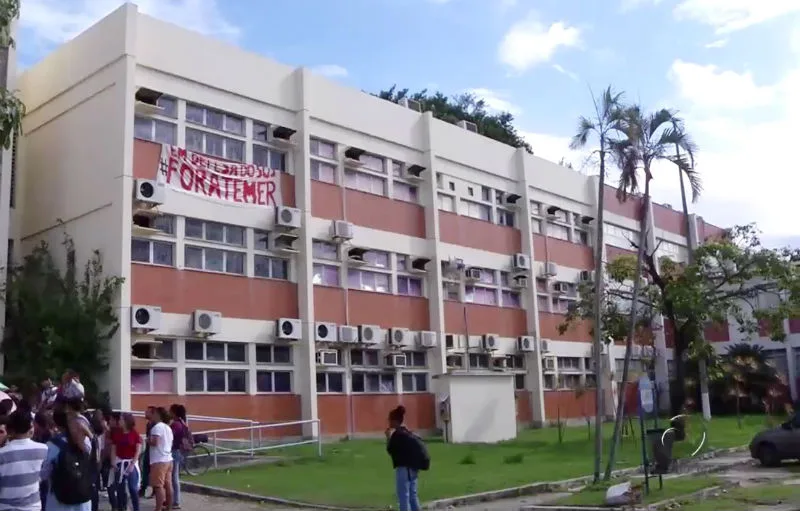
791, 26, 800, 54
552, 64, 579, 81
467, 88, 521, 115
498, 13, 581, 72
619, 0, 662, 12
310, 64, 349, 79
673, 0, 800, 34
668, 59, 775, 110
20, 0, 240, 46
704, 38, 728, 48
521, 131, 597, 174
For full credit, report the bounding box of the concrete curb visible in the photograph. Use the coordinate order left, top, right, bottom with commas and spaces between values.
182, 445, 749, 511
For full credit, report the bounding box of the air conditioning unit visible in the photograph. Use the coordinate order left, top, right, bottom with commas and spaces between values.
134, 179, 165, 206
316, 322, 338, 343
276, 318, 302, 340
275, 206, 301, 229
403, 164, 426, 181
271, 126, 297, 146
268, 231, 299, 253
553, 282, 569, 294
192, 309, 222, 335
398, 97, 423, 112
542, 262, 558, 278
359, 324, 380, 344
543, 355, 556, 371
513, 276, 529, 289
417, 331, 437, 349
545, 206, 561, 220
464, 267, 482, 281
491, 356, 507, 370
446, 258, 465, 273
446, 354, 463, 369
134, 88, 164, 116
513, 253, 530, 271
482, 334, 499, 351
130, 305, 161, 331
347, 247, 367, 265
344, 147, 365, 167
389, 328, 411, 346
457, 120, 478, 133
331, 220, 354, 242
386, 353, 407, 367
503, 193, 522, 208
338, 325, 359, 343
579, 270, 593, 282
517, 336, 535, 352
540, 340, 550, 353
315, 349, 339, 366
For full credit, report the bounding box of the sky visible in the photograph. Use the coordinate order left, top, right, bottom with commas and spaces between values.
16, 0, 800, 248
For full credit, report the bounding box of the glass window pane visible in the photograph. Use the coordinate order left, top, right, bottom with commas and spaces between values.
316, 372, 327, 393
273, 371, 292, 392
227, 343, 246, 362
152, 370, 175, 392
134, 117, 152, 140
157, 96, 177, 118
185, 218, 204, 238
227, 370, 247, 392
205, 249, 224, 272
225, 115, 244, 135
205, 222, 224, 242
205, 133, 224, 157
152, 242, 173, 266
226, 138, 245, 162
130, 369, 151, 392
185, 341, 204, 360
184, 246, 203, 269
226, 226, 245, 246
131, 239, 150, 263
154, 120, 176, 145
206, 370, 226, 392
270, 151, 286, 172
186, 104, 204, 123
254, 255, 271, 278
271, 258, 288, 280
256, 372, 273, 392
185, 128, 203, 152
206, 342, 225, 361
185, 369, 205, 392
328, 372, 344, 393
253, 145, 269, 167
225, 251, 245, 274
255, 345, 271, 363
153, 215, 175, 235
273, 345, 292, 364
253, 123, 269, 142
206, 110, 224, 130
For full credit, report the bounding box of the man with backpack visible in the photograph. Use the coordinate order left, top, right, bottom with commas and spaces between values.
385, 405, 430, 511
43, 409, 94, 510
0, 410, 48, 510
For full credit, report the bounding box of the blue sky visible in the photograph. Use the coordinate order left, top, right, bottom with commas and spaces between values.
17, 0, 800, 247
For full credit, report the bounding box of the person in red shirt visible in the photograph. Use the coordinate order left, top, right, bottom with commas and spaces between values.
109, 413, 143, 511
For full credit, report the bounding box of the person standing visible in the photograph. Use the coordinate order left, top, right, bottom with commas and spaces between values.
33, 411, 55, 509
42, 410, 93, 511
385, 406, 429, 511
139, 407, 156, 499
109, 413, 142, 511
168, 404, 188, 510
148, 408, 174, 511
0, 410, 48, 511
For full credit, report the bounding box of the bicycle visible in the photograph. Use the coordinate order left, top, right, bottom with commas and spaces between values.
181, 434, 213, 476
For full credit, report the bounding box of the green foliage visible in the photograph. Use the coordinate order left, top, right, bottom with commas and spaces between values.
0, 0, 23, 150
707, 344, 782, 409
1, 235, 125, 402
375, 86, 533, 153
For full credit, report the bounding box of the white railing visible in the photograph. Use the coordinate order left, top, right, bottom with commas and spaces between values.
117, 410, 257, 426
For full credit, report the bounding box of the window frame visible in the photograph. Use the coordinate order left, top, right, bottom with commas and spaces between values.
130, 368, 175, 394
185, 368, 248, 393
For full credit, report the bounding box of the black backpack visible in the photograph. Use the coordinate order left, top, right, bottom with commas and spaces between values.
51, 436, 95, 505
407, 431, 431, 471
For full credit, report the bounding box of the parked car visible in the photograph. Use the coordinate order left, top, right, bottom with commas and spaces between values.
749, 425, 800, 466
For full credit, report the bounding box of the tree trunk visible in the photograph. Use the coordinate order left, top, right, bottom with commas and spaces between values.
591, 144, 607, 483
604, 176, 651, 480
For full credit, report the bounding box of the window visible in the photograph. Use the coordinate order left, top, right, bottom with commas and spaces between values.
352, 372, 395, 393
501, 290, 521, 308
392, 161, 403, 176
477, 269, 496, 285
256, 371, 292, 392
402, 373, 428, 392
186, 369, 247, 393
316, 372, 345, 393
253, 145, 286, 172
507, 354, 525, 369
185, 246, 245, 275
481, 186, 491, 202
442, 282, 460, 301
514, 374, 525, 390
448, 181, 456, 191
551, 297, 571, 314
393, 182, 418, 203
438, 194, 455, 212
557, 357, 581, 371
313, 263, 339, 286
130, 369, 174, 393
467, 187, 474, 197
532, 219, 542, 234
186, 103, 244, 135
185, 341, 247, 362
151, 215, 176, 236
253, 122, 270, 142
497, 209, 515, 227
186, 127, 244, 162
397, 276, 423, 297
134, 117, 176, 145
144, 95, 177, 118
469, 353, 489, 368
311, 160, 336, 183
185, 219, 245, 246
312, 240, 339, 260
348, 269, 390, 292
350, 349, 380, 366
530, 201, 541, 215
543, 374, 556, 390
132, 339, 174, 361
575, 229, 590, 245
465, 286, 497, 306
255, 344, 292, 364
537, 295, 550, 312
459, 200, 491, 221
360, 154, 386, 173
406, 351, 427, 367
558, 374, 581, 390
345, 169, 386, 196
254, 255, 289, 280
310, 138, 336, 159
131, 239, 174, 266
547, 223, 570, 241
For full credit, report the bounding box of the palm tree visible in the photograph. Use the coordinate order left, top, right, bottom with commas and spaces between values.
603, 106, 694, 480
569, 86, 625, 483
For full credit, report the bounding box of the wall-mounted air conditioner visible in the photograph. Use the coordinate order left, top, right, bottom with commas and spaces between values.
331, 220, 354, 242
388, 328, 411, 346
579, 270, 593, 283
339, 325, 359, 343
491, 356, 507, 370
408, 257, 430, 274
543, 355, 556, 371
399, 97, 423, 112
417, 331, 437, 349
344, 147, 366, 167
131, 305, 161, 332
134, 179, 165, 206
513, 253, 530, 271
271, 126, 297, 146
464, 267, 481, 281
446, 258, 465, 274
316, 322, 338, 343
192, 310, 222, 335
347, 247, 367, 265
542, 262, 558, 278
482, 334, 499, 351
386, 353, 407, 367
540, 340, 550, 353
315, 349, 339, 366
517, 336, 535, 352
503, 193, 522, 208
359, 325, 380, 344
269, 231, 299, 254
553, 282, 569, 294
276, 318, 302, 340
457, 120, 478, 133
275, 206, 301, 229
513, 276, 529, 289
404, 164, 426, 181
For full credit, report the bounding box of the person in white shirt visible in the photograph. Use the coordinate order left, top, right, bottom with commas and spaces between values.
0, 410, 48, 510
148, 408, 174, 511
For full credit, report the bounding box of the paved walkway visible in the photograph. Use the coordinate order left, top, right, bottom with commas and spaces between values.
98, 492, 304, 510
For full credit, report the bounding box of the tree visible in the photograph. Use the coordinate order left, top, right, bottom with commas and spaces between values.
376, 86, 533, 153
568, 85, 625, 483
0, 0, 24, 149
562, 224, 800, 475
1, 236, 125, 402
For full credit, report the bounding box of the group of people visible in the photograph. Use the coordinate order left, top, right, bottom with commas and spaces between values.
0, 371, 192, 511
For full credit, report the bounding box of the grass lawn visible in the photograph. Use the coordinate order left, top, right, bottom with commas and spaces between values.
554, 475, 720, 506
670, 484, 800, 511
188, 415, 768, 508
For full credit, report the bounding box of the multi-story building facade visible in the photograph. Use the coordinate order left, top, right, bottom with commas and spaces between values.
14, 4, 796, 435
